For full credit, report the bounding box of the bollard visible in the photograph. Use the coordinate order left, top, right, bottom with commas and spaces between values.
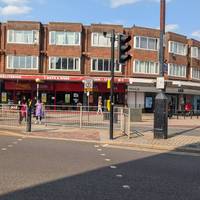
26, 106, 32, 133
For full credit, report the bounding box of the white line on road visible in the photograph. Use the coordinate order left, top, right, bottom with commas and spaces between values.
94, 145, 99, 148
1, 148, 7, 151
97, 149, 102, 151
100, 153, 106, 156
105, 158, 111, 162
122, 185, 131, 189
110, 165, 117, 169
13, 141, 18, 144
8, 145, 13, 147
17, 139, 22, 141
116, 174, 123, 178
102, 144, 109, 147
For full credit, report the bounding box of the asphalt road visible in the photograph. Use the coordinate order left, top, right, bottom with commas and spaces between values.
0, 135, 200, 200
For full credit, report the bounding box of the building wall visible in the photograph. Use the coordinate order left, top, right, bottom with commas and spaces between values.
0, 21, 200, 84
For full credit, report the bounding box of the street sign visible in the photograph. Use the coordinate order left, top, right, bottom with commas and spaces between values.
84, 79, 93, 92
156, 77, 165, 89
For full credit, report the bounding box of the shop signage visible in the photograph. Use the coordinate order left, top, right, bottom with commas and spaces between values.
128, 86, 158, 93
65, 94, 70, 104
0, 74, 129, 83
1, 92, 7, 102
41, 93, 47, 103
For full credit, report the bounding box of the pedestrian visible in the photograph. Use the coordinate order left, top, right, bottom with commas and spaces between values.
19, 100, 27, 124
97, 96, 103, 114
35, 99, 43, 124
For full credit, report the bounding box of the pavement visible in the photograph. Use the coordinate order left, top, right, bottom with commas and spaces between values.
1, 116, 200, 154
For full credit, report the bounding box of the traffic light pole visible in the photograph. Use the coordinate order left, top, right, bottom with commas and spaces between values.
110, 29, 115, 140
154, 0, 168, 139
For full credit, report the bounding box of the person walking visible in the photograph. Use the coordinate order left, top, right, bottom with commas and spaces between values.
97, 96, 103, 114
19, 100, 27, 124
35, 100, 43, 124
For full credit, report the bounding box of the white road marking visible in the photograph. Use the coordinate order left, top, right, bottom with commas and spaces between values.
110, 165, 117, 169
116, 174, 123, 178
8, 145, 13, 147
105, 158, 111, 162
94, 145, 99, 148
102, 144, 109, 147
1, 148, 7, 151
97, 149, 102, 151
122, 185, 131, 189
17, 139, 22, 141
13, 141, 18, 144
100, 153, 106, 156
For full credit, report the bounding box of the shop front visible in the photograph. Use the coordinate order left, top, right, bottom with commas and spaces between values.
127, 84, 200, 113
0, 77, 126, 108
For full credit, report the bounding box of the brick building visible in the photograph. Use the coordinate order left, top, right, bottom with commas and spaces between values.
0, 21, 200, 112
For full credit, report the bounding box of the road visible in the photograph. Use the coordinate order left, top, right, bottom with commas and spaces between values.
0, 134, 200, 200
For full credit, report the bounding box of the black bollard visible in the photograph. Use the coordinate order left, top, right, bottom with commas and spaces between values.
154, 92, 168, 139
26, 106, 32, 132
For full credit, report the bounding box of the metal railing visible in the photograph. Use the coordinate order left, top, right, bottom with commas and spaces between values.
0, 104, 27, 126
121, 107, 131, 138
44, 105, 123, 130
0, 104, 132, 137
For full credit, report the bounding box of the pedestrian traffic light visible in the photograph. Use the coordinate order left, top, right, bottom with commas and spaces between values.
118, 34, 131, 65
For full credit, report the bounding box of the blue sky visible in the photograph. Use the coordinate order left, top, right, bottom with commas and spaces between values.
0, 0, 200, 40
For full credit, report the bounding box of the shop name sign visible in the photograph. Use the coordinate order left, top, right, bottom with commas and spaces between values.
128, 86, 158, 93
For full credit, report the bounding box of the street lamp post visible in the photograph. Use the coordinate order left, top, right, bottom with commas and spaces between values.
154, 0, 168, 139
35, 78, 41, 101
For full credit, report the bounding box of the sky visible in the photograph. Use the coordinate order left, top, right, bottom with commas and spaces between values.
0, 0, 200, 40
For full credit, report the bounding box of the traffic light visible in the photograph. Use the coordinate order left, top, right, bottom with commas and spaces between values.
118, 34, 132, 65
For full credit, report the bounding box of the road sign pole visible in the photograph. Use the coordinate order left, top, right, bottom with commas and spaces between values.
154, 0, 168, 139
110, 29, 115, 140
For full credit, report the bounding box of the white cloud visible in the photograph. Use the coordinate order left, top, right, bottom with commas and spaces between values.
110, 0, 172, 8
0, 5, 31, 15
191, 31, 200, 39
110, 0, 139, 8
0, 0, 31, 15
165, 24, 179, 32
0, 0, 29, 5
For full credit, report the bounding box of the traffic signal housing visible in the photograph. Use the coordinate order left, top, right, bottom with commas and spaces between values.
118, 34, 132, 65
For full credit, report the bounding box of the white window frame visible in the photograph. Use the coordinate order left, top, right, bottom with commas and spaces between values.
91, 58, 121, 72
91, 32, 114, 47
191, 46, 200, 60
134, 36, 159, 51
191, 67, 200, 80
48, 57, 80, 71
49, 31, 81, 46
168, 41, 188, 56
133, 60, 159, 74
6, 55, 38, 70
168, 63, 186, 77
7, 30, 39, 44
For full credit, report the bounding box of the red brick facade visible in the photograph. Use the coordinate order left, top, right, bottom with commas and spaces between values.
0, 21, 199, 82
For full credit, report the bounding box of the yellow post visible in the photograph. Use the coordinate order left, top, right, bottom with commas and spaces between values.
107, 80, 111, 89
107, 99, 111, 111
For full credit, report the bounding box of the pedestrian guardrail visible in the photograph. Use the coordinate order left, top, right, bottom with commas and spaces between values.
0, 104, 132, 137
